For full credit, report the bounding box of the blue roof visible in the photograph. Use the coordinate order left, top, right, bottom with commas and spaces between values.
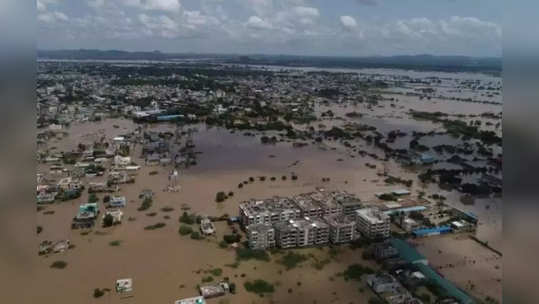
384, 206, 426, 215
157, 114, 182, 121
413, 226, 452, 236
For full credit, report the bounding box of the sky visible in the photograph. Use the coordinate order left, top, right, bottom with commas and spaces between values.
36, 0, 503, 57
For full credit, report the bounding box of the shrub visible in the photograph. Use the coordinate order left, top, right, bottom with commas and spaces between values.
50, 261, 67, 269
228, 191, 234, 197
179, 225, 193, 235
236, 248, 270, 262
238, 183, 243, 188
102, 213, 115, 226
144, 222, 166, 230
291, 175, 298, 180
342, 264, 374, 281
278, 252, 308, 270
244, 279, 275, 294
103, 195, 110, 203
201, 276, 214, 283
138, 197, 152, 211
223, 234, 242, 244
161, 206, 174, 212
109, 240, 122, 246
368, 297, 385, 304
215, 191, 227, 202
190, 231, 203, 240
179, 212, 196, 225
219, 240, 228, 248
210, 268, 223, 276
229, 282, 236, 294
88, 193, 99, 203
93, 288, 105, 298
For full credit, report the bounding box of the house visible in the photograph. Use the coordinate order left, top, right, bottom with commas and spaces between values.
114, 155, 131, 166
200, 217, 216, 235
103, 209, 123, 225
365, 273, 401, 294
175, 296, 206, 304
115, 278, 133, 293
199, 281, 229, 299
109, 196, 127, 208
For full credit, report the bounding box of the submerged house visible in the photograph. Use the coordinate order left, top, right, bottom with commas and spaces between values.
109, 196, 127, 208
72, 203, 99, 229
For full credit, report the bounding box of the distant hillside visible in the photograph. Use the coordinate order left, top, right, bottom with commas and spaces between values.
37, 49, 501, 74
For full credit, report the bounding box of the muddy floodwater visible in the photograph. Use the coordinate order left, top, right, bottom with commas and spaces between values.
35, 68, 502, 303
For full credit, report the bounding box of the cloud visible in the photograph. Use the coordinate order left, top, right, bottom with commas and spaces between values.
87, 0, 105, 9
246, 16, 272, 30
121, 0, 182, 11
340, 16, 357, 30
38, 11, 69, 24
355, 0, 377, 6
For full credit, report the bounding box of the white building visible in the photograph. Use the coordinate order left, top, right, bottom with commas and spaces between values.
356, 207, 390, 239
246, 223, 275, 249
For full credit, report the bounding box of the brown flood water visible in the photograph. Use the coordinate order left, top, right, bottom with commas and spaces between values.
35, 88, 502, 303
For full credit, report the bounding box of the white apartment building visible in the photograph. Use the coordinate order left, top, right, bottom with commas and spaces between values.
356, 207, 391, 239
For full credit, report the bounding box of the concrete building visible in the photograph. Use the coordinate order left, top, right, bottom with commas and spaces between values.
292, 192, 324, 218
324, 214, 357, 244
246, 223, 275, 249
332, 191, 363, 216
274, 217, 329, 248
373, 241, 399, 261
239, 197, 301, 227
356, 207, 391, 239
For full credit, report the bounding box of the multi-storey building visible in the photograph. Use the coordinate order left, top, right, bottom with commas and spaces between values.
356, 207, 391, 239
246, 223, 275, 250
332, 191, 363, 216
239, 197, 301, 227
324, 214, 357, 243
274, 217, 329, 248
292, 192, 324, 218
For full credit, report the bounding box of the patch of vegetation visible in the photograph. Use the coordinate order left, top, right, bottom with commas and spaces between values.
312, 258, 331, 270
190, 231, 203, 240
109, 240, 122, 246
138, 197, 152, 211
50, 260, 68, 269
144, 222, 166, 230
146, 212, 157, 217
88, 193, 99, 203
223, 234, 242, 244
244, 279, 275, 295
93, 288, 105, 298
215, 191, 227, 202
278, 251, 308, 270
341, 264, 374, 281
209, 268, 223, 276
161, 206, 174, 212
179, 212, 197, 225
202, 276, 214, 283
236, 248, 270, 262
37, 226, 43, 234
179, 225, 193, 235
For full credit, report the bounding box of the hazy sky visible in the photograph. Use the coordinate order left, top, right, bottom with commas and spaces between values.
37, 0, 502, 57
